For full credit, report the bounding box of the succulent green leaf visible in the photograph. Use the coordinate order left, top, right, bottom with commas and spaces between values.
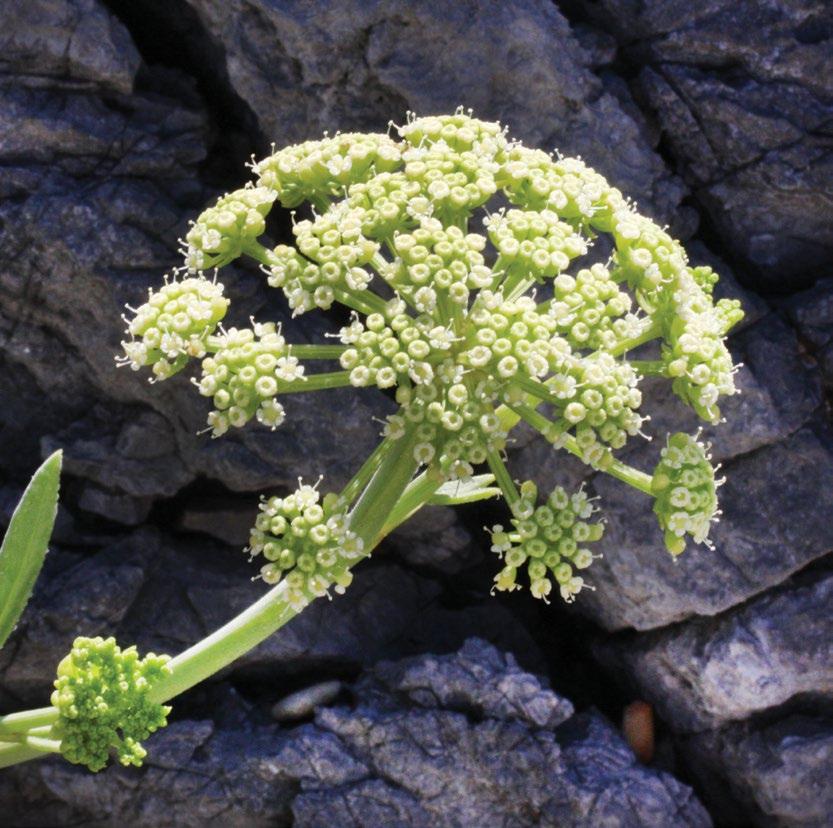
0, 450, 62, 650
429, 474, 501, 506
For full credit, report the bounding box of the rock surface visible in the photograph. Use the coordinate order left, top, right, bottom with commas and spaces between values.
591, 0, 833, 291
596, 568, 833, 731
182, 0, 687, 227
0, 641, 712, 827
684, 715, 833, 827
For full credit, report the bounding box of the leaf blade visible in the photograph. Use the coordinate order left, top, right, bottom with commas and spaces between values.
428, 474, 501, 506
0, 450, 62, 650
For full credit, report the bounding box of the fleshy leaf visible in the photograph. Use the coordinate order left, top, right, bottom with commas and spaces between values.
0, 450, 62, 650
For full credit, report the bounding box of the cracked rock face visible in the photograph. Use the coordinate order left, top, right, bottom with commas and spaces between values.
593, 0, 833, 291
0, 640, 712, 827
1, 0, 832, 825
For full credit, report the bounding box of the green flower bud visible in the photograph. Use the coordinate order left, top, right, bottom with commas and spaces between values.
51, 636, 171, 772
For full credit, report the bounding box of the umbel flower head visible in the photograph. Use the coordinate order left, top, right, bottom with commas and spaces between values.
121, 109, 743, 603
248, 479, 361, 611
50, 636, 171, 772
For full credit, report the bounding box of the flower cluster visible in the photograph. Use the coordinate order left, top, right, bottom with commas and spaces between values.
547, 264, 639, 352
255, 132, 402, 208
122, 109, 744, 604
486, 208, 587, 287
248, 482, 361, 610
185, 186, 276, 272
651, 432, 721, 555
51, 636, 171, 772
119, 276, 229, 380
197, 322, 303, 437
489, 481, 604, 602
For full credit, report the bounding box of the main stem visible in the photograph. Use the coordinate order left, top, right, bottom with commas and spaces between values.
150, 427, 419, 705
0, 429, 423, 766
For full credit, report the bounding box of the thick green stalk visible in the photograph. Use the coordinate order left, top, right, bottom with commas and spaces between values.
0, 742, 45, 770
148, 427, 419, 705
290, 344, 347, 360
609, 318, 663, 357
348, 426, 420, 542
339, 436, 395, 507
0, 707, 57, 737
485, 446, 520, 509
376, 465, 444, 542
278, 371, 353, 393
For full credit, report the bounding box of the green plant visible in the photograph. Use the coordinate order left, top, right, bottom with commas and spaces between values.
0, 110, 742, 772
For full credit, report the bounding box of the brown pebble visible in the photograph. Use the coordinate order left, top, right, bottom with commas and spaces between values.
622, 700, 654, 764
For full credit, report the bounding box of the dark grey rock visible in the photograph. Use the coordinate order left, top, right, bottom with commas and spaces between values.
184, 0, 686, 223
177, 496, 255, 546
684, 715, 833, 828
359, 637, 575, 729
0, 642, 711, 826
785, 278, 833, 349
578, 425, 833, 631
595, 0, 833, 290
784, 277, 833, 393
389, 505, 479, 574
596, 569, 833, 731
0, 0, 140, 93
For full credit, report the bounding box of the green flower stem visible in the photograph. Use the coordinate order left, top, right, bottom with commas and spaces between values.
485, 446, 520, 509
495, 403, 521, 433
559, 434, 654, 496
630, 359, 666, 376
512, 375, 566, 410
376, 465, 445, 543
0, 742, 45, 770
290, 344, 347, 360
278, 371, 353, 393
148, 578, 302, 705
242, 240, 281, 268
348, 426, 420, 543
20, 734, 61, 754
609, 318, 663, 357
369, 252, 391, 277
145, 427, 419, 707
331, 287, 388, 316
508, 401, 563, 444
339, 437, 395, 507
0, 706, 57, 737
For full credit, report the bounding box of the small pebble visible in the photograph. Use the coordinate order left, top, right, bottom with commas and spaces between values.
271, 680, 342, 722
622, 700, 654, 764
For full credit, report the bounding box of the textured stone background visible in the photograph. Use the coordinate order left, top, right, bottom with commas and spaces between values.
0, 1, 831, 825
